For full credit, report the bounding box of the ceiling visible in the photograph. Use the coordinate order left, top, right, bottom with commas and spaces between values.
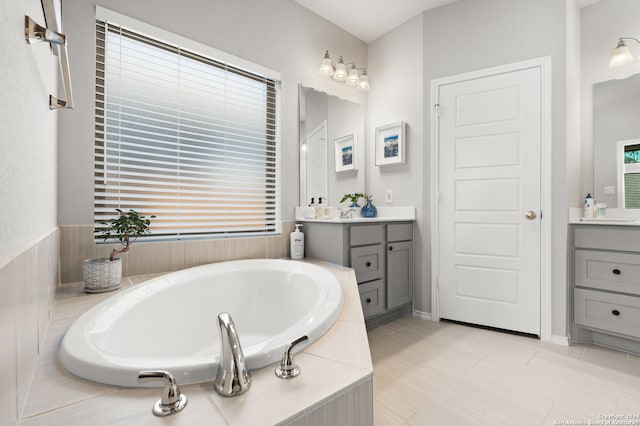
295, 0, 602, 44
294, 0, 458, 43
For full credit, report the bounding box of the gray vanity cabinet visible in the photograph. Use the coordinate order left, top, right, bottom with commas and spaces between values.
571, 225, 640, 351
302, 221, 413, 325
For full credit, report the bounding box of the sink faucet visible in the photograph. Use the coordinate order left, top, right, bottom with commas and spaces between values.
339, 207, 356, 219
213, 312, 251, 397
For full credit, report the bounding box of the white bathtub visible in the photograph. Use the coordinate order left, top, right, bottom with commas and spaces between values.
59, 259, 344, 387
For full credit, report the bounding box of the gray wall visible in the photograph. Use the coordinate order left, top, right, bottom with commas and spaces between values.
366, 0, 570, 336
581, 0, 640, 205
327, 95, 365, 206
367, 14, 425, 312
58, 0, 367, 226
593, 91, 640, 206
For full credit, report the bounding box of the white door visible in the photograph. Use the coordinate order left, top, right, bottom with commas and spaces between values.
437, 66, 541, 335
305, 121, 328, 203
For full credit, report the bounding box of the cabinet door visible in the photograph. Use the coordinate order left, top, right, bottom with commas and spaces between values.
387, 241, 413, 309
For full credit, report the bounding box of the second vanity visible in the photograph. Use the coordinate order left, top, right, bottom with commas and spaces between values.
297, 207, 415, 328
569, 209, 640, 354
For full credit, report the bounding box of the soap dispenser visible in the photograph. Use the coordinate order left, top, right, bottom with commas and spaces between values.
583, 193, 595, 218
303, 198, 316, 219
290, 224, 304, 260
315, 197, 325, 218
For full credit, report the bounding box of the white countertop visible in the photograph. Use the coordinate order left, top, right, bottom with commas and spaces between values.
568, 207, 640, 226
20, 260, 373, 425
295, 205, 416, 223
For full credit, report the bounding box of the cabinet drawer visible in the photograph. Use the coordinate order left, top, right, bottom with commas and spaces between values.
574, 226, 640, 252
350, 225, 384, 246
359, 279, 385, 318
351, 245, 384, 282
575, 250, 640, 296
575, 288, 640, 339
387, 223, 413, 242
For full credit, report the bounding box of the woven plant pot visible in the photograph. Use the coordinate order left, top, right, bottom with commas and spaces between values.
83, 258, 122, 293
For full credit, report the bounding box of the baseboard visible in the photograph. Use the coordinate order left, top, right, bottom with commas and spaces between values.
412, 310, 433, 321
550, 334, 569, 346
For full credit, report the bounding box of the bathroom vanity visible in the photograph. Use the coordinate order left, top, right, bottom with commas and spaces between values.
569, 216, 640, 354
298, 208, 415, 328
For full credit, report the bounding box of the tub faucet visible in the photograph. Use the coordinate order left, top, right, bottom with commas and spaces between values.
213, 312, 251, 397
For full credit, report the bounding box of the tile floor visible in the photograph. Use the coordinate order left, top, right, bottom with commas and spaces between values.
368, 317, 640, 425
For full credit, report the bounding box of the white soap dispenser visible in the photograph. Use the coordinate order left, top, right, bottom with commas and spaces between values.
583, 193, 595, 218
315, 197, 326, 218
290, 224, 304, 260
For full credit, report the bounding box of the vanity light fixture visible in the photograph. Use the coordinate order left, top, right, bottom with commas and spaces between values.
318, 50, 370, 90
609, 37, 640, 67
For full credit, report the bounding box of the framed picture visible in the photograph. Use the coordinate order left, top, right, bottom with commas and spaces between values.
375, 121, 406, 166
334, 134, 356, 173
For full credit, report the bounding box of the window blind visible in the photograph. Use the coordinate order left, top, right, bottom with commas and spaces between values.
95, 20, 281, 241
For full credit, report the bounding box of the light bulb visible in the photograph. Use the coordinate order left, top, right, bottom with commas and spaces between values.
610, 39, 634, 67
318, 50, 334, 76
333, 57, 347, 82
357, 71, 370, 91
346, 64, 359, 86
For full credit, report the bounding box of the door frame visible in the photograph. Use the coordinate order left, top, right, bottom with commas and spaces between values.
430, 56, 553, 342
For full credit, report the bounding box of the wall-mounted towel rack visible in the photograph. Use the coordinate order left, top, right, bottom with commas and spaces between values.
25, 10, 74, 109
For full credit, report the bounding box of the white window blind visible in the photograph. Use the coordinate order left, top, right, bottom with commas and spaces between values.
95, 20, 281, 241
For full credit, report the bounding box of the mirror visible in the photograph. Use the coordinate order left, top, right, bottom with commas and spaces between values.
299, 85, 365, 207
593, 73, 640, 208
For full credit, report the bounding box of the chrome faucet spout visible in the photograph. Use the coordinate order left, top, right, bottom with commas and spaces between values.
213, 312, 251, 397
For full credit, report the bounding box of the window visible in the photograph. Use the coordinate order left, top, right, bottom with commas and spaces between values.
617, 140, 640, 208
94, 16, 280, 241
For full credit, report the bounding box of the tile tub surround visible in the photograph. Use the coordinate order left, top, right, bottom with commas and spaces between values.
0, 228, 59, 426
59, 222, 296, 283
19, 260, 373, 425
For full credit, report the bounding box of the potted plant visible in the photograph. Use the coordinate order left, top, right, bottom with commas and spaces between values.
340, 193, 365, 207
83, 208, 155, 293
339, 193, 377, 218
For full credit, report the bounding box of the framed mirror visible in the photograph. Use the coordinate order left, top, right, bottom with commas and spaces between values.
299, 85, 365, 208
593, 72, 640, 208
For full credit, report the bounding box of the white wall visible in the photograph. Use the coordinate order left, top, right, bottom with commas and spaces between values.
0, 0, 58, 260
0, 1, 60, 423
581, 0, 640, 204
366, 14, 425, 312
58, 0, 367, 225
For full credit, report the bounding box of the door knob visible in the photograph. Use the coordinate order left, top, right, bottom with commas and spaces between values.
525, 210, 537, 220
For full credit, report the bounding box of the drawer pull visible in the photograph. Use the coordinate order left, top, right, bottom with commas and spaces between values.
612, 269, 621, 275
366, 261, 371, 267
366, 298, 372, 304
389, 246, 394, 251
612, 309, 620, 316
